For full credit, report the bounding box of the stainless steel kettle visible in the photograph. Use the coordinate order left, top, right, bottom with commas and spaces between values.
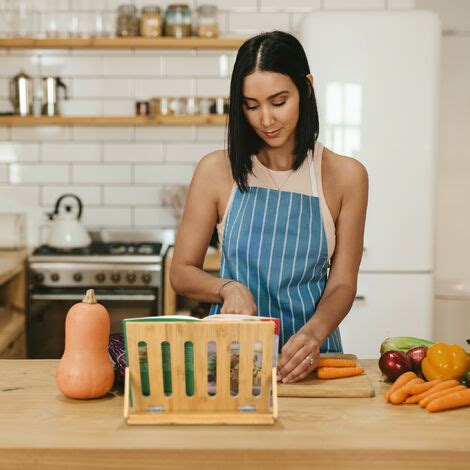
40, 77, 68, 117
10, 71, 33, 116
46, 194, 91, 249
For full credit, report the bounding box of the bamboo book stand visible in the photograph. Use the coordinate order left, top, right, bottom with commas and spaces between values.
123, 321, 278, 425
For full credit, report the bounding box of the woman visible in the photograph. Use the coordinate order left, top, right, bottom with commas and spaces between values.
170, 31, 368, 384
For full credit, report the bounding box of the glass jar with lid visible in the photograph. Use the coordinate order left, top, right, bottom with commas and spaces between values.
140, 6, 163, 38
196, 5, 219, 38
116, 4, 139, 37
164, 4, 192, 38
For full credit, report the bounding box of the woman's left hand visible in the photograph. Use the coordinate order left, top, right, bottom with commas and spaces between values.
277, 328, 321, 383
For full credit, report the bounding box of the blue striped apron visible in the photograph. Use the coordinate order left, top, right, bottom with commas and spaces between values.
209, 157, 343, 353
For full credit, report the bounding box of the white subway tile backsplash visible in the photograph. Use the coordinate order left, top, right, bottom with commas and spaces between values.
0, 185, 40, 206
228, 12, 290, 34
42, 185, 102, 205
11, 126, 71, 141
102, 100, 135, 115
323, 0, 386, 9
260, 0, 321, 11
0, 79, 8, 97
104, 186, 161, 205
0, 56, 39, 77
135, 126, 195, 141
387, 0, 415, 8
82, 207, 132, 227
42, 143, 101, 162
0, 143, 39, 162
40, 56, 101, 77
61, 100, 102, 116
194, 0, 256, 10
72, 78, 133, 99
196, 126, 227, 143
0, 165, 7, 183
134, 164, 194, 184
196, 78, 230, 97
134, 78, 196, 99
9, 164, 69, 184
103, 57, 163, 77
33, 0, 71, 11
134, 206, 177, 227
165, 143, 218, 163
72, 164, 131, 183
103, 143, 163, 162
166, 56, 231, 77
0, 127, 8, 140
70, 0, 108, 12
72, 126, 134, 141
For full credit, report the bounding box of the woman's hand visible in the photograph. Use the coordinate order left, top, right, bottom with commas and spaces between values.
219, 281, 257, 315
277, 327, 321, 383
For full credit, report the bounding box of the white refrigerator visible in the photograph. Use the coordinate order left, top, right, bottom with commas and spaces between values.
300, 11, 441, 358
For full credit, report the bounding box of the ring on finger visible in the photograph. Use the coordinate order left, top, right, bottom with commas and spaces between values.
305, 355, 314, 367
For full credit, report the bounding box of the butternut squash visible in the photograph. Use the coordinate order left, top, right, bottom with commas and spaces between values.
56, 289, 114, 399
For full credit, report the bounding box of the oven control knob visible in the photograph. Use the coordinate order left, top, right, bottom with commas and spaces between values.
111, 272, 121, 283
51, 273, 60, 282
142, 273, 152, 284
96, 273, 106, 283
127, 272, 136, 283
73, 273, 83, 282
34, 273, 44, 283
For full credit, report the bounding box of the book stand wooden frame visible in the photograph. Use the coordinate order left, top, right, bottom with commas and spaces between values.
123, 321, 278, 425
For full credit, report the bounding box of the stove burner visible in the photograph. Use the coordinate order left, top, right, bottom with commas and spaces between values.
33, 242, 164, 257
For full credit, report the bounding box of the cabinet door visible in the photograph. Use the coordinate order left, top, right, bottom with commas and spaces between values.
301, 12, 439, 271
339, 273, 433, 359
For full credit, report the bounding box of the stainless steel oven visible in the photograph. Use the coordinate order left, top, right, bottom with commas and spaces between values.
25, 238, 169, 359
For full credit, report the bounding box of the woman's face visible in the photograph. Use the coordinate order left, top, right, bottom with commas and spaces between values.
242, 70, 300, 148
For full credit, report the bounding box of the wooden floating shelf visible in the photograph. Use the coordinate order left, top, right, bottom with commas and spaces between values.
0, 36, 245, 50
0, 115, 228, 127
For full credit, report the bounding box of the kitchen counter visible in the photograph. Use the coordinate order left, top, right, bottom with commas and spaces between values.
0, 248, 29, 286
0, 360, 469, 469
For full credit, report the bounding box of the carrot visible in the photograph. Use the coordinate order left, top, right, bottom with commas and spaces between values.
419, 385, 467, 408
404, 379, 461, 404
426, 388, 470, 412
316, 366, 364, 379
317, 358, 356, 368
408, 379, 442, 395
389, 378, 424, 405
385, 371, 417, 401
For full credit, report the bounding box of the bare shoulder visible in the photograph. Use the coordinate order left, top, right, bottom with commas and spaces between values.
322, 146, 368, 190
195, 148, 232, 182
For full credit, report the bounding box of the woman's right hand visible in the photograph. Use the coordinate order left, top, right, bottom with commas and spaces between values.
219, 281, 257, 315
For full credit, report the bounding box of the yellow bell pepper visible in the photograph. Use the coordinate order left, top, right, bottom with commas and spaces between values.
421, 342, 470, 381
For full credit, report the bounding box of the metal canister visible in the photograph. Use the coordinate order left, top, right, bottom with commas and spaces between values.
10, 71, 33, 116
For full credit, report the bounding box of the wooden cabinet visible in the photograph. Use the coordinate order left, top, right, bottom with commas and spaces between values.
0, 250, 28, 359
339, 273, 433, 359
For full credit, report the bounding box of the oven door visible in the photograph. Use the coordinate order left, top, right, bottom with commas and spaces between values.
26, 287, 159, 359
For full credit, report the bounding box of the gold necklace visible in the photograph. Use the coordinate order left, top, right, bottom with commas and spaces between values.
257, 155, 294, 191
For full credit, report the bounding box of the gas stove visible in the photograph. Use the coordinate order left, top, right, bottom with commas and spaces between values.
28, 241, 168, 288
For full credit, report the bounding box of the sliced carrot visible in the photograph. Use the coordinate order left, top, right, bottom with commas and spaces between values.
385, 371, 417, 401
317, 358, 356, 368
426, 388, 470, 412
389, 378, 423, 405
316, 366, 364, 379
419, 385, 466, 408
404, 379, 461, 404
408, 379, 442, 395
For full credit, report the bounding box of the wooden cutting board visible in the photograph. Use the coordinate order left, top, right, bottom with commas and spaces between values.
277, 353, 375, 398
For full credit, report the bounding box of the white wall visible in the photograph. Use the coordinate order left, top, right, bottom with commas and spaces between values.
0, 0, 417, 246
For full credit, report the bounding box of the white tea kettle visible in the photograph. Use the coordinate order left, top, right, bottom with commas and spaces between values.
46, 194, 91, 249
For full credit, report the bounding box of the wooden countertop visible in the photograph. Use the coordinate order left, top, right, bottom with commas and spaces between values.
0, 360, 469, 469
0, 249, 29, 286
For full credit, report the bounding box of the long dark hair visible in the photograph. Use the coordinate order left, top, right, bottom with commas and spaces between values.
227, 31, 320, 192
